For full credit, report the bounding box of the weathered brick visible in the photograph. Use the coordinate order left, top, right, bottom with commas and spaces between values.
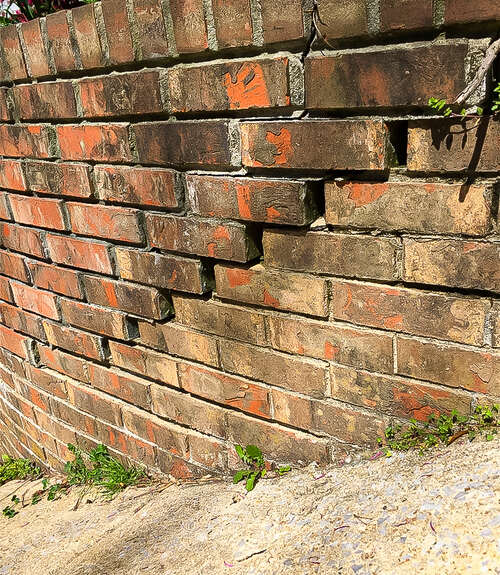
134, 0, 171, 59
0, 300, 47, 341
315, 0, 368, 42
0, 324, 31, 359
24, 364, 67, 399
60, 298, 134, 339
408, 118, 500, 173
260, 0, 306, 45
101, 0, 134, 64
404, 239, 500, 293
66, 381, 122, 426
28, 261, 82, 299
1, 224, 46, 258
186, 174, 317, 225
13, 81, 77, 120
38, 344, 88, 383
0, 26, 27, 81
215, 263, 329, 317
267, 313, 394, 373
57, 124, 133, 162
82, 275, 171, 320
0, 276, 12, 302
46, 10, 75, 72
0, 88, 10, 121
379, 0, 433, 32
24, 161, 93, 198
46, 234, 114, 275
0, 251, 29, 282
492, 304, 500, 348
20, 20, 50, 78
271, 388, 314, 431
444, 0, 499, 24
397, 336, 500, 396
0, 194, 10, 220
325, 180, 495, 236
116, 248, 211, 293
188, 434, 227, 472
331, 280, 489, 346
87, 364, 150, 409
146, 214, 259, 262
241, 120, 392, 170
43, 321, 106, 361
9, 195, 67, 231
0, 159, 25, 191
72, 3, 103, 69
50, 396, 97, 436
67, 203, 142, 243
10, 281, 59, 320
138, 320, 218, 365
109, 340, 178, 386
212, 0, 252, 48
169, 0, 207, 54
134, 121, 235, 168
263, 230, 399, 281
94, 165, 180, 208
306, 41, 469, 109
0, 125, 54, 159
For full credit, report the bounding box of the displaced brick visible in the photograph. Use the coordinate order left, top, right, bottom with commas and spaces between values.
101, 0, 134, 64
134, 0, 171, 59
260, 0, 306, 45
38, 344, 89, 383
24, 161, 93, 198
0, 26, 27, 81
10, 282, 60, 320
46, 10, 76, 72
169, 0, 208, 53
315, 0, 368, 42
57, 124, 133, 162
87, 364, 150, 409
60, 298, 133, 339
0, 323, 31, 359
43, 321, 106, 361
28, 261, 82, 299
379, 0, 433, 32
66, 203, 142, 243
13, 81, 77, 120
0, 159, 25, 191
212, 0, 252, 48
9, 195, 67, 231
0, 251, 29, 282
444, 0, 499, 24
0, 300, 47, 341
0, 125, 54, 159
72, 3, 103, 69
20, 20, 50, 78
46, 234, 114, 275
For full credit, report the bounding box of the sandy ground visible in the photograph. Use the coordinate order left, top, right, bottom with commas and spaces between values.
0, 438, 498, 575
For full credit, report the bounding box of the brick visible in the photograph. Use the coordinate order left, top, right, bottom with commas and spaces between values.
46, 234, 114, 275
20, 20, 50, 78
146, 214, 259, 262
0, 301, 46, 341
10, 282, 60, 320
109, 340, 178, 386
60, 298, 134, 339
379, 0, 433, 32
212, 0, 252, 48
169, 0, 207, 53
268, 314, 394, 373
2, 222, 45, 259
0, 251, 29, 282
50, 396, 97, 436
24, 364, 67, 399
241, 120, 392, 170
260, 0, 306, 45
134, 121, 234, 168
28, 261, 82, 299
0, 89, 10, 121
72, 3, 103, 69
43, 321, 106, 361
13, 81, 77, 120
57, 124, 133, 162
215, 263, 329, 317
306, 41, 469, 110
315, 0, 368, 42
397, 336, 500, 396
186, 174, 317, 225
94, 165, 180, 208
38, 344, 88, 383
87, 364, 150, 409
0, 194, 10, 220
408, 118, 500, 173
492, 304, 500, 348
9, 195, 67, 231
138, 320, 218, 365
0, 26, 27, 81
66, 382, 122, 426
46, 10, 76, 72
116, 248, 211, 293
66, 203, 142, 243
101, 0, 134, 64
331, 280, 489, 346
0, 159, 25, 191
0, 324, 31, 359
444, 0, 499, 24
134, 0, 171, 59
264, 230, 399, 281
404, 239, 500, 293
79, 71, 162, 118
82, 275, 171, 320
271, 389, 314, 431
188, 434, 226, 472
24, 161, 92, 198
325, 180, 495, 236
0, 125, 54, 159
0, 348, 23, 376
0, 276, 12, 302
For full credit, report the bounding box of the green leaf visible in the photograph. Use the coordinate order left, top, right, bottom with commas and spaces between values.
245, 472, 258, 492
278, 465, 291, 476
245, 445, 262, 460
234, 445, 245, 461
476, 107, 483, 116
232, 470, 249, 484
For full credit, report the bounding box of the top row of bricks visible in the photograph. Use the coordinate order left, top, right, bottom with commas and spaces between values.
0, 0, 499, 83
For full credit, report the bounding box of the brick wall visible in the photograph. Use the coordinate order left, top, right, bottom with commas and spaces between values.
0, 0, 498, 476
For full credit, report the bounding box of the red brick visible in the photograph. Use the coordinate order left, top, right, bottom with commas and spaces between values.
0, 159, 25, 191
188, 434, 227, 472
57, 124, 133, 162
134, 121, 234, 169
169, 0, 207, 53
72, 3, 103, 69
215, 263, 329, 317
408, 118, 500, 173
404, 239, 500, 293
16, 379, 52, 412
444, 0, 499, 24
264, 229, 399, 281
331, 280, 489, 346
67, 203, 142, 243
138, 320, 218, 365
397, 336, 500, 396
0, 251, 29, 282
101, 0, 134, 64
66, 382, 122, 426
271, 388, 314, 431
87, 364, 150, 409
24, 161, 93, 198
260, 0, 306, 45
146, 214, 259, 262
315, 0, 368, 42
24, 364, 68, 400
379, 0, 433, 32
20, 20, 51, 78
10, 282, 60, 320
0, 276, 12, 302
79, 71, 162, 118
82, 275, 171, 320
134, 0, 171, 59
325, 180, 494, 236
267, 313, 394, 373
13, 81, 77, 120
0, 125, 54, 159
38, 344, 89, 383
0, 324, 31, 359
109, 340, 178, 386
0, 194, 10, 220
60, 298, 134, 339
9, 195, 67, 231
28, 261, 82, 299
0, 26, 27, 81
46, 234, 114, 275
46, 10, 76, 72
212, 0, 252, 48
94, 165, 180, 208
43, 321, 106, 361
172, 294, 267, 346
0, 89, 9, 121
0, 348, 25, 377
306, 41, 469, 110
241, 120, 392, 170
0, 300, 47, 341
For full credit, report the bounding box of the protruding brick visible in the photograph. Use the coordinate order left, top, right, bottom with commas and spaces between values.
0, 251, 29, 282
241, 120, 392, 170
0, 301, 46, 341
24, 161, 93, 198
46, 10, 76, 72
260, 0, 306, 45
10, 282, 60, 320
379, 0, 433, 32
46, 234, 114, 275
0, 324, 31, 359
28, 261, 82, 299
169, 0, 208, 54
215, 263, 329, 317
0, 26, 27, 81
66, 203, 142, 243
315, 0, 368, 42
9, 195, 67, 231
13, 81, 77, 120
101, 0, 134, 64
43, 321, 106, 361
57, 124, 133, 162
0, 159, 26, 191
38, 344, 89, 383
134, 0, 171, 59
444, 0, 499, 24
20, 20, 50, 78
0, 125, 54, 159
60, 298, 134, 339
212, 0, 252, 48
72, 3, 103, 69
1, 223, 46, 259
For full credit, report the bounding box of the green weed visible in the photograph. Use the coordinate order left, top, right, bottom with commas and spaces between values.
0, 455, 41, 485
233, 445, 290, 492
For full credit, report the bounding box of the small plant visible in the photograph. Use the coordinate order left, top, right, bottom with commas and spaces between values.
492, 82, 500, 113
233, 445, 290, 492
0, 455, 41, 485
2, 505, 18, 518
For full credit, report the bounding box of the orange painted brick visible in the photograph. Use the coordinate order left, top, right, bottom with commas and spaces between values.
260, 0, 306, 45
46, 234, 114, 274
0, 159, 26, 191
43, 321, 106, 361
134, 0, 171, 59
0, 125, 54, 159
46, 10, 76, 72
66, 381, 122, 426
20, 20, 50, 77
100, 0, 134, 64
169, 0, 207, 54
0, 300, 47, 341
60, 298, 134, 339
379, 0, 433, 32
212, 0, 252, 48
0, 26, 27, 81
1, 223, 46, 258
87, 364, 150, 409
444, 0, 499, 24
28, 261, 82, 299
13, 81, 77, 120
67, 203, 142, 243
37, 344, 89, 383
0, 324, 31, 359
0, 251, 29, 282
10, 282, 60, 320
9, 195, 67, 231
72, 3, 103, 69
315, 0, 368, 42
57, 124, 133, 162
24, 161, 92, 198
